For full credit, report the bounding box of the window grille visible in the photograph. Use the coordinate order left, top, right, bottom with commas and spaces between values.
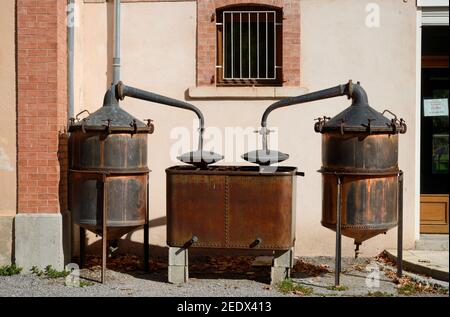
216, 8, 283, 86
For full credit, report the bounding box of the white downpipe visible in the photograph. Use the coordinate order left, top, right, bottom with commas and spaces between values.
113, 0, 121, 85
68, 0, 75, 119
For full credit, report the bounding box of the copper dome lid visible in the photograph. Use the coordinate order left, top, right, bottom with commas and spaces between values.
315, 83, 407, 135
69, 86, 153, 134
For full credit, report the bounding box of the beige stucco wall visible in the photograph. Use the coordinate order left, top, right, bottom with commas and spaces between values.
296, 0, 418, 256
0, 0, 17, 264
0, 0, 16, 217
75, 0, 418, 257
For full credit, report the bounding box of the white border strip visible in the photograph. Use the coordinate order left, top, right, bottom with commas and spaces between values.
417, 0, 449, 7
414, 8, 422, 241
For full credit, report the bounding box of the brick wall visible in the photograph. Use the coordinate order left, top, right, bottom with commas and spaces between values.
17, 0, 68, 214
197, 0, 300, 86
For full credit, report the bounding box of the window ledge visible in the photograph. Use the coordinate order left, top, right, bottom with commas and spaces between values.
187, 86, 309, 100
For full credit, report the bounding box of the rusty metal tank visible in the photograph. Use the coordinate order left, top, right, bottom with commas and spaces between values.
314, 84, 407, 246
166, 166, 302, 250
69, 86, 154, 240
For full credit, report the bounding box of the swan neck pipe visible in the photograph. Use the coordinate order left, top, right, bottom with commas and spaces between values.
260, 81, 369, 128
116, 82, 205, 151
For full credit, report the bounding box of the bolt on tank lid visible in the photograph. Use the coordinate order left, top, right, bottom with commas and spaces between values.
69, 86, 154, 134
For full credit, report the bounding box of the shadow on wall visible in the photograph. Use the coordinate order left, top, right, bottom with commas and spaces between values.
58, 131, 72, 264
82, 216, 168, 258
58, 132, 69, 212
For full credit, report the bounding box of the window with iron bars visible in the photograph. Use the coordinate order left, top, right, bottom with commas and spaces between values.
216, 6, 283, 86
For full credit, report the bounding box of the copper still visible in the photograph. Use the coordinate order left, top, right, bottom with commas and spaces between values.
68, 0, 154, 283
314, 83, 407, 251
69, 86, 154, 282
69, 88, 153, 240
248, 80, 407, 286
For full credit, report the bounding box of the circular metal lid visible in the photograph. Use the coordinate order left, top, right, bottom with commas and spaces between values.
69, 87, 153, 134
69, 106, 153, 133
315, 106, 407, 135
177, 150, 224, 168
242, 149, 290, 166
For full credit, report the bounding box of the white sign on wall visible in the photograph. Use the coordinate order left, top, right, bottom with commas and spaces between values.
424, 99, 449, 117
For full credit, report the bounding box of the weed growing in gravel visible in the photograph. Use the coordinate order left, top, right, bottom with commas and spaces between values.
397, 283, 420, 296
397, 282, 449, 296
30, 265, 70, 279
326, 285, 349, 292
45, 265, 70, 278
367, 291, 394, 297
78, 280, 95, 288
277, 279, 314, 296
30, 266, 44, 277
0, 264, 22, 276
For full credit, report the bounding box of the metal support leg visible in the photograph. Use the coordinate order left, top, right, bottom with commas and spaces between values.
143, 177, 150, 272
143, 222, 149, 272
79, 227, 86, 269
271, 248, 294, 286
168, 247, 189, 284
335, 175, 342, 286
397, 171, 404, 278
101, 175, 108, 284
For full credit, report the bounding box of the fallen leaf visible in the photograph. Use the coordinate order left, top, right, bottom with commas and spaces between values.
293, 259, 330, 277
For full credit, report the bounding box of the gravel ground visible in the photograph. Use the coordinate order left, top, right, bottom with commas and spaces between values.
291, 256, 448, 297
1, 256, 448, 297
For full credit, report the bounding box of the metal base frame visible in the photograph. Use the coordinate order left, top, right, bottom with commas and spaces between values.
333, 171, 403, 286
167, 246, 294, 285
79, 173, 150, 284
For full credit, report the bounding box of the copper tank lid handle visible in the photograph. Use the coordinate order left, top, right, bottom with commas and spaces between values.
74, 109, 91, 122
382, 109, 408, 134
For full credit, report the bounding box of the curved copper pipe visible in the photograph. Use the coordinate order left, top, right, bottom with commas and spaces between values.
116, 82, 205, 151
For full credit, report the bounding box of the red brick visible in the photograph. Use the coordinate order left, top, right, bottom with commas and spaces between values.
17, 0, 68, 214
